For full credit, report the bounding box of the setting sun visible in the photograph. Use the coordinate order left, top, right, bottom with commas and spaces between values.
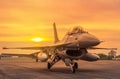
31, 38, 43, 42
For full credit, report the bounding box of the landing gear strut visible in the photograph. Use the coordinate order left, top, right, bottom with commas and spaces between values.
71, 62, 78, 73
71, 65, 76, 73
47, 55, 61, 70
64, 59, 78, 73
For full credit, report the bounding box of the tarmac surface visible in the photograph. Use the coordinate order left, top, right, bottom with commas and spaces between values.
0, 59, 120, 79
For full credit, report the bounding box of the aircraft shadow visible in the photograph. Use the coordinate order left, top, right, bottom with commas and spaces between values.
29, 67, 102, 74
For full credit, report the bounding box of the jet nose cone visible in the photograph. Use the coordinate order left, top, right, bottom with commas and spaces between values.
91, 37, 101, 46
85, 34, 101, 46
79, 34, 101, 47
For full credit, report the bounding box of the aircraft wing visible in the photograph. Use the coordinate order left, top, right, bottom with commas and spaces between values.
3, 46, 46, 50
1, 53, 32, 56
1, 51, 40, 58
3, 42, 71, 50
88, 47, 117, 50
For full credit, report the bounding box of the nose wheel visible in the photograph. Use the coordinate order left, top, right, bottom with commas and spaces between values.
74, 62, 78, 69
70, 62, 78, 73
64, 59, 79, 73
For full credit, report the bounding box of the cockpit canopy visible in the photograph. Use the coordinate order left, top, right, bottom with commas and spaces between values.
67, 26, 88, 35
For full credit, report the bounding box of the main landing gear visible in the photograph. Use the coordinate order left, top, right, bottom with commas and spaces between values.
47, 55, 78, 73
47, 55, 61, 70
36, 58, 39, 62
47, 62, 51, 69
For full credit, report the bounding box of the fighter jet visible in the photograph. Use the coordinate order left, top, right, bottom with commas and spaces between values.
0, 54, 12, 59
3, 23, 117, 73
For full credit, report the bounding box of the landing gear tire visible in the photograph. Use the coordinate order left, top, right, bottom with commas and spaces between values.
47, 62, 51, 70
74, 62, 78, 69
36, 59, 38, 62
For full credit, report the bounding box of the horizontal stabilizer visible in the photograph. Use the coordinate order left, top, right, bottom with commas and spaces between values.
88, 47, 117, 50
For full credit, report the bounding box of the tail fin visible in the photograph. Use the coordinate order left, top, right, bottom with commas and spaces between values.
53, 22, 59, 43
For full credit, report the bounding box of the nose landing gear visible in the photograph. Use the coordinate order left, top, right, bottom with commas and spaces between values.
74, 62, 78, 69
64, 59, 78, 73
70, 62, 78, 73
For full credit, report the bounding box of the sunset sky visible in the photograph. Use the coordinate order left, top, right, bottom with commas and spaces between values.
0, 0, 120, 54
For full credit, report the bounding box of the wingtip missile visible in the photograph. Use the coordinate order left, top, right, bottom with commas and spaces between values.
3, 47, 8, 49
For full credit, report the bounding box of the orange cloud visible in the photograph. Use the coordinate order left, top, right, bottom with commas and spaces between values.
0, 0, 120, 42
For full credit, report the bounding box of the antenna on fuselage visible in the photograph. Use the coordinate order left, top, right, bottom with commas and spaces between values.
53, 22, 59, 43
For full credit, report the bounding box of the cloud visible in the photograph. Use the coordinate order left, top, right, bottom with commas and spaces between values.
0, 0, 120, 42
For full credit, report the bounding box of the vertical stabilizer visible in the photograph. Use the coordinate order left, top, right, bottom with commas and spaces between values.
53, 23, 59, 43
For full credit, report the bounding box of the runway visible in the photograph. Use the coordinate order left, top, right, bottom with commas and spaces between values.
0, 59, 120, 79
